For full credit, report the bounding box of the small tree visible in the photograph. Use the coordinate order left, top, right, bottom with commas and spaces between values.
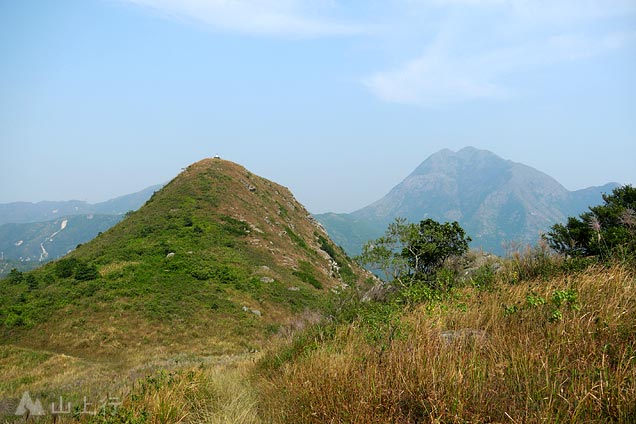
358, 218, 413, 286
359, 217, 471, 288
55, 258, 79, 278
25, 274, 38, 290
403, 219, 471, 279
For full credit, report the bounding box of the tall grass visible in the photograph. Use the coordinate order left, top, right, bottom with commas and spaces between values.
114, 363, 260, 424
257, 264, 636, 423
90, 361, 262, 424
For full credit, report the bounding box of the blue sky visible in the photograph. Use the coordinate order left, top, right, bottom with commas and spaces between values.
1, 0, 635, 213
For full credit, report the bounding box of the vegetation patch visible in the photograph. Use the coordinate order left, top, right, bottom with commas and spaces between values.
292, 261, 322, 289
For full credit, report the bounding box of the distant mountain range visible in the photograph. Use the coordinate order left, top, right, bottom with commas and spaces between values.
0, 185, 162, 275
0, 184, 163, 225
0, 214, 122, 263
315, 147, 619, 256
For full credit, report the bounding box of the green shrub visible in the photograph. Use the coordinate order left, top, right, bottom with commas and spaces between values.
293, 261, 322, 289
75, 262, 99, 281
25, 274, 38, 290
286, 226, 308, 250
220, 215, 249, 236
7, 268, 23, 284
55, 258, 79, 278
471, 264, 496, 291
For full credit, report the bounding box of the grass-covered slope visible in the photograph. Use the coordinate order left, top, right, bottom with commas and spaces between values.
257, 263, 636, 423
0, 158, 364, 361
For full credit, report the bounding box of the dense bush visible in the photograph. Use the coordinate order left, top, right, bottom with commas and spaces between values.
545, 185, 636, 260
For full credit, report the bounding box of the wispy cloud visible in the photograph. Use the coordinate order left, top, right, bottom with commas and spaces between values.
366, 29, 636, 106
124, 0, 636, 106
365, 0, 636, 106
124, 0, 365, 37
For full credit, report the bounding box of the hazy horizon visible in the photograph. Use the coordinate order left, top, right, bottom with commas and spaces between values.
2, 1, 635, 213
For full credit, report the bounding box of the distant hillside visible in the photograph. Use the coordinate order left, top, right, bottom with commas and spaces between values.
0, 214, 122, 263
0, 185, 162, 276
0, 184, 162, 225
316, 147, 618, 255
0, 158, 365, 360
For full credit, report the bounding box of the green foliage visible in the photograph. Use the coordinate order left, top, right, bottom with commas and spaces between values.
4, 312, 23, 327
526, 292, 547, 307
359, 217, 471, 289
430, 267, 457, 291
54, 257, 99, 281
358, 217, 412, 284
220, 215, 249, 236
285, 226, 308, 250
471, 264, 496, 291
404, 218, 471, 278
55, 258, 80, 278
25, 274, 38, 290
75, 262, 99, 281
398, 283, 442, 305
504, 288, 580, 323
545, 185, 636, 259
551, 288, 580, 310
317, 234, 356, 285
7, 268, 23, 284
317, 234, 338, 259
293, 261, 322, 289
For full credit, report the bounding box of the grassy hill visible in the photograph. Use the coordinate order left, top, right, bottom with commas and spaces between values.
0, 158, 366, 401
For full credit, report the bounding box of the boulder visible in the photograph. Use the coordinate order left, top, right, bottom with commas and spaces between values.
440, 328, 486, 345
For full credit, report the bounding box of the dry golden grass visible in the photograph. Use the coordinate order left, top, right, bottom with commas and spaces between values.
0, 345, 119, 399
0, 350, 260, 423
259, 265, 636, 423
97, 358, 261, 424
